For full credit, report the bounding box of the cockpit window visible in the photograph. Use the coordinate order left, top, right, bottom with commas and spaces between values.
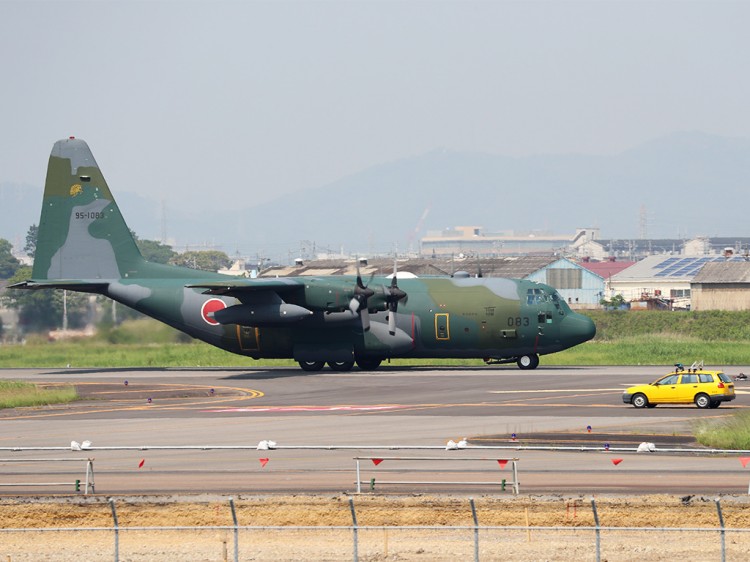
526, 288, 548, 305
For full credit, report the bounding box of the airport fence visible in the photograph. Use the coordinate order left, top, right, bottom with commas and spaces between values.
1, 498, 749, 561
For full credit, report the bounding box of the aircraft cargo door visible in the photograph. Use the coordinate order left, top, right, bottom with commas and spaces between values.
434, 313, 450, 341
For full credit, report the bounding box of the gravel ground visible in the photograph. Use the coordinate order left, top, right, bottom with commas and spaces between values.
2, 494, 750, 561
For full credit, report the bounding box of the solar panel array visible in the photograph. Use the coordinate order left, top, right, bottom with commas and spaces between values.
653, 256, 745, 277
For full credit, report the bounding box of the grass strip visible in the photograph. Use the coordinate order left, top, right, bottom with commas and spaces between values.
0, 380, 78, 409
694, 411, 750, 450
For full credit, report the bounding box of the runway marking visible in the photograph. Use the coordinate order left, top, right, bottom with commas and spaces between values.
203, 405, 412, 413
488, 388, 625, 394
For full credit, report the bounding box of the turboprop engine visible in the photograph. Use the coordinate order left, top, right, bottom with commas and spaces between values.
210, 303, 313, 327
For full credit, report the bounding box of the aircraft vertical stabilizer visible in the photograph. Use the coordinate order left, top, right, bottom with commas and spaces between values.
32, 137, 144, 281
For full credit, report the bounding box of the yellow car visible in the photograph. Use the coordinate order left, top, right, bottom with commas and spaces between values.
622, 368, 735, 409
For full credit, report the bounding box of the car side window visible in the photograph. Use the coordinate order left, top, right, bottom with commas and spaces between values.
659, 375, 679, 385
681, 374, 698, 384
699, 374, 713, 383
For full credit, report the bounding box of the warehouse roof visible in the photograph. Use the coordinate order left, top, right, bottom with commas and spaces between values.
692, 261, 750, 284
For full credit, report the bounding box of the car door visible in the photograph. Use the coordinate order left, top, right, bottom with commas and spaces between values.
677, 373, 699, 402
649, 374, 681, 403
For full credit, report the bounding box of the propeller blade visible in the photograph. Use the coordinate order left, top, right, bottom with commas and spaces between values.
383, 260, 408, 335
352, 259, 374, 331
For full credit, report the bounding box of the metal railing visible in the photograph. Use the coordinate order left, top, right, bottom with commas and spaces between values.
354, 456, 520, 494
0, 457, 95, 494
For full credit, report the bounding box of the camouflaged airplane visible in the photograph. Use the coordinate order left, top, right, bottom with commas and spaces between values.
12, 137, 596, 371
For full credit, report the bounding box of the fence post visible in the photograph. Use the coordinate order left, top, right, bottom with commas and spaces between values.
85, 459, 95, 495
109, 498, 119, 562
591, 498, 600, 562
715, 499, 726, 562
349, 497, 359, 562
469, 497, 479, 562
356, 459, 361, 494
229, 498, 239, 562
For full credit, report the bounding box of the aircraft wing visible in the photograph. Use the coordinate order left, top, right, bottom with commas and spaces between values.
185, 278, 305, 298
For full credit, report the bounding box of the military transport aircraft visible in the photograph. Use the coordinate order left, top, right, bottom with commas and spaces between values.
11, 138, 596, 371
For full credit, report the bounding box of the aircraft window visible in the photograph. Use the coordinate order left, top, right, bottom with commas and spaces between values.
526, 288, 548, 304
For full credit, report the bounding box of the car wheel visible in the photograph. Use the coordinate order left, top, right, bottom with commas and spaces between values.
632, 393, 649, 409
709, 401, 721, 409
298, 360, 325, 372
327, 361, 354, 372
517, 354, 540, 370
695, 393, 711, 409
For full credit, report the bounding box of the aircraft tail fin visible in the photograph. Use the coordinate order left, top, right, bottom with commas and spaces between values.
32, 137, 145, 281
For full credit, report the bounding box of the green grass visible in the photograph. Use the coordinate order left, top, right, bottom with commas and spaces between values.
550, 334, 750, 366
0, 380, 78, 409
694, 411, 750, 450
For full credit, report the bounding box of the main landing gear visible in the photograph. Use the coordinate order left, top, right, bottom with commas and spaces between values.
297, 358, 383, 372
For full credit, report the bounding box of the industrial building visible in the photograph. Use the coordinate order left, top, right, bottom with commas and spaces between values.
691, 262, 750, 311
608, 255, 750, 310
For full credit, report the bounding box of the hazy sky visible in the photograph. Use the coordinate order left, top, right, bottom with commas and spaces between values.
2, 1, 750, 212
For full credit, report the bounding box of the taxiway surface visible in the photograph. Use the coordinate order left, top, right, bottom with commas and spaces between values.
1, 365, 748, 495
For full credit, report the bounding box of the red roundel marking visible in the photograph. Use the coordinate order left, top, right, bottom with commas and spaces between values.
201, 298, 227, 325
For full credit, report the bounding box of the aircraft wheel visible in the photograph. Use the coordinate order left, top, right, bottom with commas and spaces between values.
516, 354, 539, 370
357, 358, 382, 371
298, 360, 325, 372
328, 361, 354, 372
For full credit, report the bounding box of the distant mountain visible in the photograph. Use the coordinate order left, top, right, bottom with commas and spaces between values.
205, 130, 750, 257
3, 131, 750, 261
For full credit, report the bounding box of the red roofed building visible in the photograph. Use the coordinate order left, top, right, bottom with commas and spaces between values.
578, 258, 635, 280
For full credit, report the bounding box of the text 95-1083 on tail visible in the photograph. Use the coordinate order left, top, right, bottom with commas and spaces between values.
11, 138, 596, 371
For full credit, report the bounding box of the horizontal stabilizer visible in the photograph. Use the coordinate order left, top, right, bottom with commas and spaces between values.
8, 280, 109, 293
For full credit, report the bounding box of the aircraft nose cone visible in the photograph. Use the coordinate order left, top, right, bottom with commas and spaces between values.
564, 312, 596, 345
